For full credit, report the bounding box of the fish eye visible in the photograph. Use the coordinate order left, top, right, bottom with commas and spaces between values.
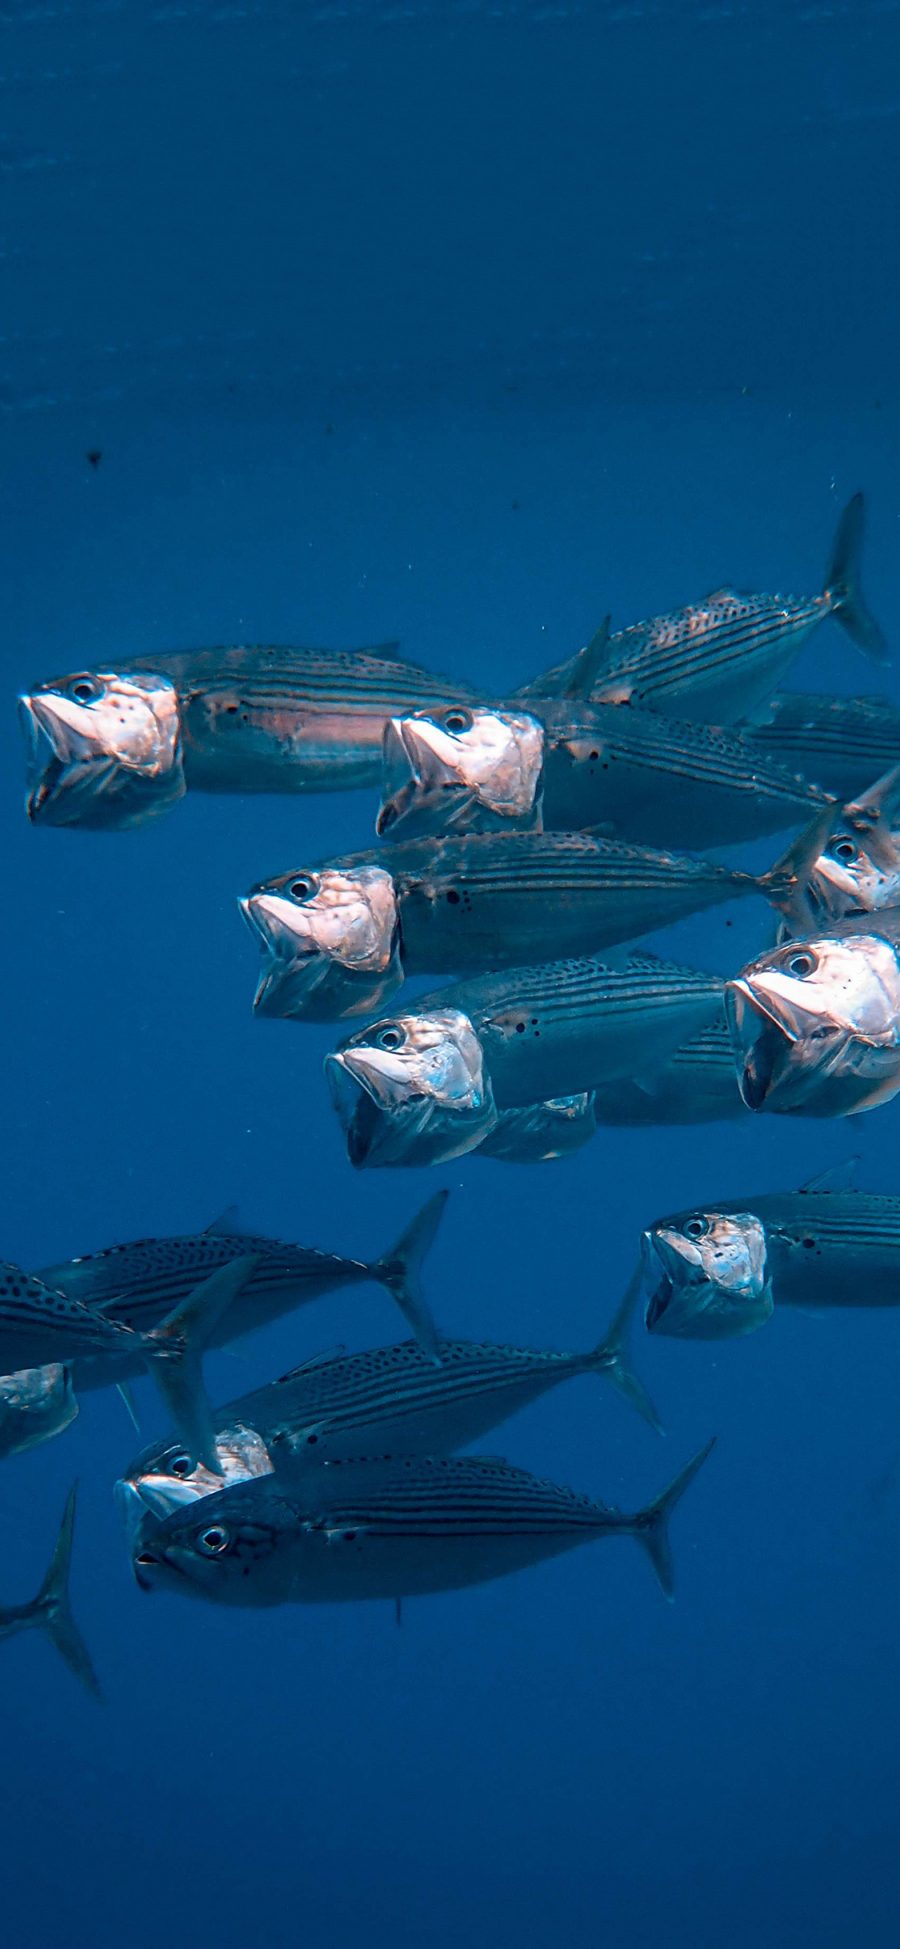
289, 874, 318, 903
683, 1215, 709, 1240
376, 1024, 406, 1052
168, 1454, 194, 1480
787, 950, 816, 978
68, 675, 103, 705
827, 836, 857, 865
197, 1525, 230, 1556
441, 708, 472, 735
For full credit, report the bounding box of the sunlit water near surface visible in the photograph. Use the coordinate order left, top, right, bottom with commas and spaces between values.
3, 7, 900, 1948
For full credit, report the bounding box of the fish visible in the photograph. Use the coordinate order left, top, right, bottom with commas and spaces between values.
523, 494, 887, 723
116, 1270, 661, 1545
768, 772, 900, 932
0, 1364, 78, 1462
642, 1168, 900, 1337
474, 1093, 599, 1162
740, 692, 900, 802
725, 910, 900, 1116
20, 643, 483, 829
377, 701, 834, 852
0, 1256, 258, 1471
38, 1192, 447, 1372
0, 1486, 100, 1698
592, 1018, 748, 1126
129, 1440, 715, 1607
241, 829, 799, 1023
326, 950, 725, 1167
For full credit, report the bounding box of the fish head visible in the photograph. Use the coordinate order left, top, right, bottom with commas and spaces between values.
325, 1006, 497, 1166
118, 1425, 275, 1551
802, 824, 900, 921
726, 932, 900, 1115
642, 1213, 772, 1338
20, 669, 185, 828
0, 1363, 78, 1460
128, 1485, 288, 1602
377, 706, 544, 839
240, 864, 404, 1021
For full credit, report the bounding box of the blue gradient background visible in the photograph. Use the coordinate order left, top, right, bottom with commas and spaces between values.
3, 7, 900, 1947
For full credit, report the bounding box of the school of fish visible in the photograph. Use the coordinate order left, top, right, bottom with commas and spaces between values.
7, 491, 900, 1691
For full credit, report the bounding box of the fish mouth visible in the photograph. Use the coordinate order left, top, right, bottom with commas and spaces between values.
376, 719, 437, 837
726, 979, 792, 1110
19, 695, 74, 824
325, 1052, 399, 1167
115, 1477, 158, 1555
644, 1272, 674, 1333
239, 895, 319, 1017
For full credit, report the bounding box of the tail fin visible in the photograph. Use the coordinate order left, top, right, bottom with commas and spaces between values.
625, 1437, 716, 1600
591, 1263, 663, 1434
31, 1486, 102, 1699
140, 1256, 260, 1474
825, 493, 888, 663
757, 804, 838, 927
371, 1192, 447, 1364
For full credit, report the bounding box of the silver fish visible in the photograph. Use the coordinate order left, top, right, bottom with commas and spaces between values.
0, 1256, 257, 1472
38, 1193, 447, 1371
242, 830, 794, 1023
0, 1364, 78, 1462
592, 1018, 747, 1126
129, 1440, 714, 1607
475, 1093, 599, 1162
327, 951, 725, 1167
117, 1273, 660, 1544
0, 1486, 100, 1697
726, 912, 900, 1116
377, 701, 833, 852
525, 494, 886, 722
643, 1171, 900, 1338
740, 691, 900, 802
21, 643, 482, 829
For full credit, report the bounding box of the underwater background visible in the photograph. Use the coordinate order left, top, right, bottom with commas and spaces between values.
4, 5, 900, 1946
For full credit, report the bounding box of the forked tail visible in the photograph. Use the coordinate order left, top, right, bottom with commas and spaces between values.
825, 493, 888, 663
372, 1190, 448, 1364
624, 1437, 717, 1600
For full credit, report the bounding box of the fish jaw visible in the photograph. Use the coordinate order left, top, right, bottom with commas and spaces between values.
642, 1219, 773, 1339
20, 672, 186, 829
377, 710, 545, 840
241, 867, 404, 1022
325, 1008, 498, 1167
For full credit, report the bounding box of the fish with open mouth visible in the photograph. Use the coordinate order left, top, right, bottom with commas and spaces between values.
128, 1439, 714, 1607
523, 493, 887, 723
37, 1193, 447, 1371
642, 1170, 900, 1339
326, 949, 725, 1167
739, 691, 900, 803
241, 829, 800, 1023
769, 770, 900, 933
0, 1364, 78, 1462
20, 642, 482, 830
377, 701, 834, 852
725, 910, 900, 1116
0, 1486, 100, 1697
116, 1270, 660, 1548
0, 1255, 258, 1471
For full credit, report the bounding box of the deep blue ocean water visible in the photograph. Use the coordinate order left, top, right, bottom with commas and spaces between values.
4, 6, 900, 1946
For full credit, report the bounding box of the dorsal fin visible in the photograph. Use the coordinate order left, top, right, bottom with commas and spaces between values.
204, 1205, 242, 1237
798, 1158, 860, 1195
274, 1347, 347, 1384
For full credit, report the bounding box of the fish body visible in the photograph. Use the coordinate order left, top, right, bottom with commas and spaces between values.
726, 912, 900, 1116
0, 1487, 100, 1697
378, 702, 833, 852
0, 1364, 78, 1461
129, 1442, 713, 1606
592, 1019, 747, 1126
21, 643, 481, 828
525, 494, 886, 723
39, 1193, 446, 1375
643, 1185, 900, 1336
740, 692, 900, 802
476, 1093, 599, 1161
243, 831, 775, 1023
327, 951, 725, 1166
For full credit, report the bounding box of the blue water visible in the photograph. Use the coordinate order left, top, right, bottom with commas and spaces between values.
4, 6, 900, 1946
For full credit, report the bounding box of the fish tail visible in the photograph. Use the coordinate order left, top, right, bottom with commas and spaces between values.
756, 804, 839, 925
140, 1255, 260, 1474
824, 492, 888, 663
623, 1437, 716, 1601
30, 1486, 102, 1699
589, 1263, 663, 1434
371, 1192, 447, 1365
